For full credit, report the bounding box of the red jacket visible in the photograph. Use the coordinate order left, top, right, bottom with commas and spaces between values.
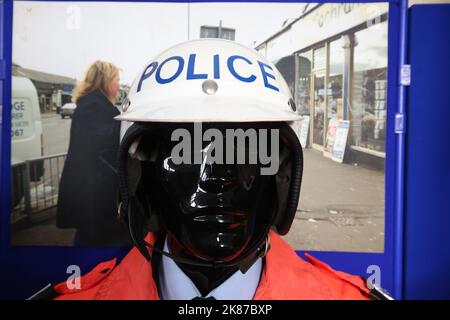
54, 231, 372, 300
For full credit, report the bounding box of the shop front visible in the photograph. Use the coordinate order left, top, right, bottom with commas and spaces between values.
257, 2, 389, 164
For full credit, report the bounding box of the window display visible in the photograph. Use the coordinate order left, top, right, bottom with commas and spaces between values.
351, 21, 388, 154
296, 50, 312, 116
312, 46, 326, 146
328, 39, 344, 121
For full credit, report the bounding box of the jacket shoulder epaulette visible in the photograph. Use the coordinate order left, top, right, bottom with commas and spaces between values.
32, 258, 118, 300
304, 253, 393, 300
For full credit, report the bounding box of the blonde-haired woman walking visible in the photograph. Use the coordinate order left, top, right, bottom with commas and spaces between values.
57, 60, 131, 247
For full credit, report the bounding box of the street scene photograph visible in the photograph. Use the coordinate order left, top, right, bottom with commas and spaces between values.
10, 1, 387, 253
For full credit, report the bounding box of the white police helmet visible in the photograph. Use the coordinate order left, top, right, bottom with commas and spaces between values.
117, 39, 303, 263
116, 38, 301, 124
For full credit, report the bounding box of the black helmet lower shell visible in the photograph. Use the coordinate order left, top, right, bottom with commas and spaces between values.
117, 121, 303, 270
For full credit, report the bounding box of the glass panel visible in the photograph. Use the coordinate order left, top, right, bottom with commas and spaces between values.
328, 39, 344, 121
313, 71, 325, 146
296, 50, 312, 116
9, 2, 388, 256
323, 39, 344, 155
10, 1, 311, 247
351, 21, 388, 153
200, 27, 219, 38
313, 46, 326, 70
284, 4, 388, 254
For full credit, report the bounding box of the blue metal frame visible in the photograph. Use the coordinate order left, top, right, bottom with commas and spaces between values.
0, 0, 13, 258
404, 3, 450, 300
0, 0, 404, 299
393, 0, 408, 300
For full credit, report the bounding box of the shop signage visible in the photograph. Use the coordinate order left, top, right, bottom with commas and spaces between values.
258, 3, 388, 63
332, 120, 350, 163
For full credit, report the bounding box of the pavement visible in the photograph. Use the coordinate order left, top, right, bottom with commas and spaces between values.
283, 148, 385, 253
11, 207, 76, 246
11, 114, 385, 252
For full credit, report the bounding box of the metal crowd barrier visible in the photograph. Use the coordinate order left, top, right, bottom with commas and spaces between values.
11, 153, 67, 224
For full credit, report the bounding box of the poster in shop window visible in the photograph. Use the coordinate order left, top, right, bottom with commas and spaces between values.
323, 118, 339, 158
332, 120, 350, 163
299, 115, 310, 148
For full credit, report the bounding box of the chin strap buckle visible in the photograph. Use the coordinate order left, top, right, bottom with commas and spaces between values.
237, 235, 271, 274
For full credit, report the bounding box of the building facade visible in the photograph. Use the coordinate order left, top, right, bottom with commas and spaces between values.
12, 63, 76, 112
256, 3, 389, 166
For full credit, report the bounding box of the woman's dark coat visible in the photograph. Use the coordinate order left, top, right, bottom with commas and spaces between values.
57, 89, 131, 246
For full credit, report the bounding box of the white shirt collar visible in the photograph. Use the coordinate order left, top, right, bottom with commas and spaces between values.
158, 237, 262, 300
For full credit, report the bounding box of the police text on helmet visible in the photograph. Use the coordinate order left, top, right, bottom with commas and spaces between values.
136, 53, 280, 92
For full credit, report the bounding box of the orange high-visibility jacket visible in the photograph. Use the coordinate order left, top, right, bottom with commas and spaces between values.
53, 231, 372, 300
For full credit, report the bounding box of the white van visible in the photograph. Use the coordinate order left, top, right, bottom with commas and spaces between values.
11, 76, 44, 206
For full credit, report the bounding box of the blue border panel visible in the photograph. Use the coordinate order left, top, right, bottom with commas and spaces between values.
1, 0, 399, 299
404, 3, 450, 300
0, 0, 13, 257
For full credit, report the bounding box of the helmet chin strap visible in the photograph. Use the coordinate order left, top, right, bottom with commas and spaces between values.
140, 233, 270, 274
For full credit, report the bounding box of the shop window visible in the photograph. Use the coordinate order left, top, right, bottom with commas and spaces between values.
275, 55, 296, 96
328, 39, 345, 121
295, 50, 312, 116
351, 21, 388, 154
323, 39, 345, 156
312, 46, 326, 146
313, 70, 326, 146
313, 46, 326, 71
